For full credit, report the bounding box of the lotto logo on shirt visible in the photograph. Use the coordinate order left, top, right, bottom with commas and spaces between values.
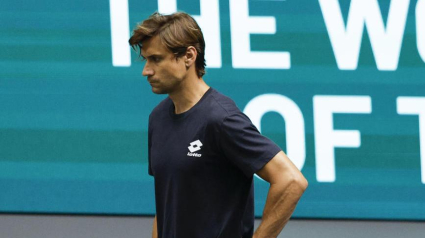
187, 140, 203, 157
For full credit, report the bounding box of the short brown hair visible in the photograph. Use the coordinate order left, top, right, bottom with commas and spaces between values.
129, 12, 206, 78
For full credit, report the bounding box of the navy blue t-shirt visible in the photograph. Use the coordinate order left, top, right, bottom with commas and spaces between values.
148, 88, 281, 238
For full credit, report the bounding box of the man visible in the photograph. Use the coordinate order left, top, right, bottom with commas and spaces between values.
129, 12, 308, 238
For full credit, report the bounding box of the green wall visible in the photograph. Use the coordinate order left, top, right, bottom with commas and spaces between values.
1, 0, 424, 220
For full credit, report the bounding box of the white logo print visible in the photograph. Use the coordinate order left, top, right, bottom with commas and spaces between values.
187, 140, 203, 157
188, 140, 203, 152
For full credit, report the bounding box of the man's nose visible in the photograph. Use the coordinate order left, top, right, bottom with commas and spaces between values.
142, 63, 154, 76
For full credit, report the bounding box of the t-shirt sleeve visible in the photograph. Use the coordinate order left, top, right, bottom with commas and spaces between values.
219, 112, 281, 177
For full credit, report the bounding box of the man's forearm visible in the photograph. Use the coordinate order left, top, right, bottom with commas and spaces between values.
152, 215, 158, 238
253, 176, 307, 238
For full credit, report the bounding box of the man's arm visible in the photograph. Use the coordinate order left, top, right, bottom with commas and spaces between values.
253, 151, 308, 238
152, 215, 157, 238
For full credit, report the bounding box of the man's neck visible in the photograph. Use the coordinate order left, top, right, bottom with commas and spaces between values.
169, 77, 210, 114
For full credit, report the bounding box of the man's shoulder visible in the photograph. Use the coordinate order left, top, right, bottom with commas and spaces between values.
149, 97, 171, 119
207, 88, 240, 117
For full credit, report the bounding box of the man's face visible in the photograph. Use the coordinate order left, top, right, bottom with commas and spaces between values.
141, 35, 187, 94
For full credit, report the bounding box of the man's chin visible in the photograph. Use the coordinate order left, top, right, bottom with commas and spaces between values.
151, 87, 168, 95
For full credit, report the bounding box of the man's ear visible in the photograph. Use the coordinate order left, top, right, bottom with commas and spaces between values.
184, 46, 197, 67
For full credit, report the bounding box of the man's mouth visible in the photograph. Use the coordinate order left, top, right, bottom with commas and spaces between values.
148, 78, 159, 84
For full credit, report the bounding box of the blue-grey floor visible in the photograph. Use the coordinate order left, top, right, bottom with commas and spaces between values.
0, 214, 423, 238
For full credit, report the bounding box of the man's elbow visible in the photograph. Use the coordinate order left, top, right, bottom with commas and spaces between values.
288, 172, 308, 195
296, 174, 308, 192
